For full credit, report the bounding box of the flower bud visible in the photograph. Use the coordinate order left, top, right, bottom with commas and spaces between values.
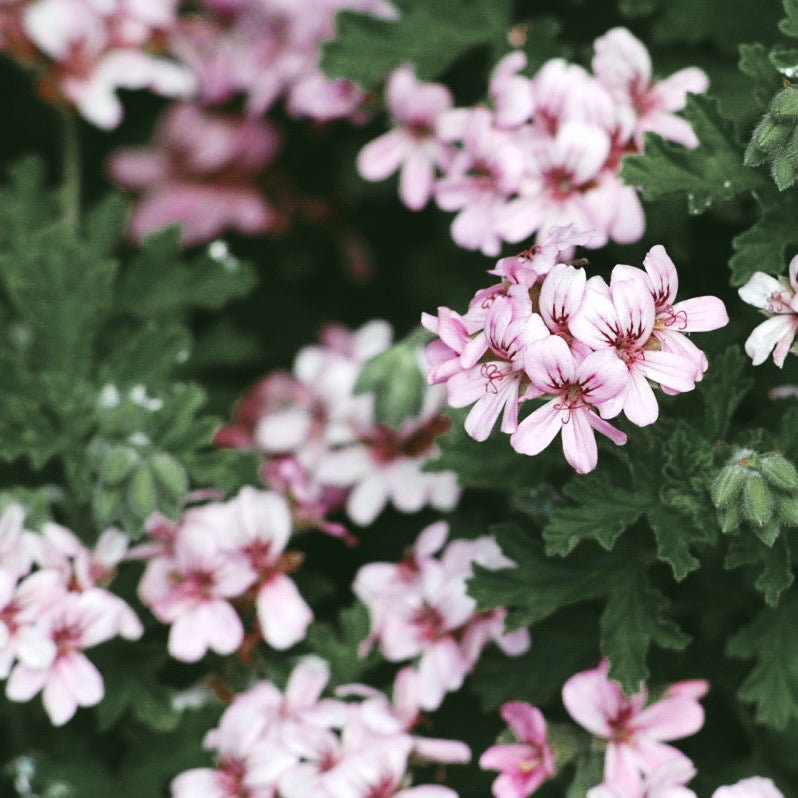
717, 504, 741, 534
149, 452, 189, 501
128, 464, 158, 520
710, 463, 748, 509
93, 485, 125, 527
742, 472, 775, 527
771, 153, 798, 190
760, 454, 798, 492
754, 116, 791, 150
771, 87, 798, 121
777, 494, 798, 526
102, 444, 138, 485
754, 519, 781, 547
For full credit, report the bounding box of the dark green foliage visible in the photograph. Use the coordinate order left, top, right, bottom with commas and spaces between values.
728, 590, 798, 728
321, 0, 513, 90
621, 95, 767, 213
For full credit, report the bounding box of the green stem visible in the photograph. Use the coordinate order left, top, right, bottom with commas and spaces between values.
61, 112, 81, 228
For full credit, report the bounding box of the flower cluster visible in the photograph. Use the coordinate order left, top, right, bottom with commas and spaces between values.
423, 229, 728, 473
738, 254, 798, 368
215, 320, 460, 534
137, 486, 313, 662
0, 505, 142, 726
353, 521, 530, 711
358, 28, 708, 255
0, 0, 195, 129
480, 663, 784, 798
108, 104, 285, 246
171, 657, 470, 798
107, 0, 395, 244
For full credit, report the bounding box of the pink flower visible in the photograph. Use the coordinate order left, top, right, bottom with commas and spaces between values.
480, 702, 555, 798
6, 588, 130, 725
510, 338, 628, 474
138, 502, 255, 662
588, 758, 698, 798
435, 107, 527, 255
489, 51, 534, 130
592, 27, 708, 150
738, 255, 798, 367
562, 660, 707, 798
228, 487, 313, 650
569, 275, 697, 426
712, 778, 784, 798
109, 104, 283, 246
357, 64, 453, 210
444, 292, 550, 441
613, 245, 728, 382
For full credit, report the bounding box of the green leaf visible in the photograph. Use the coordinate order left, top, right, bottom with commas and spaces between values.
424, 408, 543, 489
700, 346, 755, 436
730, 193, 798, 285
601, 569, 690, 693
647, 506, 701, 581
620, 95, 766, 213
618, 0, 660, 17
354, 333, 427, 427
781, 0, 798, 38
305, 603, 380, 687
724, 533, 794, 606
469, 606, 599, 711
97, 322, 192, 388
116, 228, 257, 318
740, 43, 784, 112
468, 523, 624, 630
0, 223, 117, 375
542, 473, 650, 556
92, 642, 180, 732
321, 0, 513, 90
728, 590, 798, 729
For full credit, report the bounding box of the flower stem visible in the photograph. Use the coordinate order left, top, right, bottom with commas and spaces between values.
61, 112, 81, 228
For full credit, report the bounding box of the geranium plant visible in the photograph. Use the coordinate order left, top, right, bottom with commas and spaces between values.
0, 1, 795, 796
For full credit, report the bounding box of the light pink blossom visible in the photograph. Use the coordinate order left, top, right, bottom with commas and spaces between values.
479, 701, 555, 798
592, 27, 709, 150
738, 255, 798, 367
562, 660, 707, 798
357, 64, 453, 210
712, 778, 785, 798
511, 339, 629, 474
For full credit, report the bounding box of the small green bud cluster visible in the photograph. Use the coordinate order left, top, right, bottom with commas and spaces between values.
711, 448, 798, 545
745, 86, 798, 190
88, 438, 189, 535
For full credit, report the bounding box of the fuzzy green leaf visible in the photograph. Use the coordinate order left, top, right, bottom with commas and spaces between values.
601, 569, 690, 693
730, 193, 798, 285
305, 603, 380, 687
728, 590, 798, 728
739, 43, 783, 111
620, 95, 766, 212
542, 473, 650, 556
700, 346, 755, 436
116, 229, 257, 318
321, 0, 513, 90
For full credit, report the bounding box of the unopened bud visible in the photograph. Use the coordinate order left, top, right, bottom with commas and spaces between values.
93, 485, 124, 527
149, 452, 189, 501
718, 505, 741, 534
754, 519, 781, 547
777, 494, 798, 526
742, 472, 775, 527
761, 455, 798, 492
102, 445, 138, 485
771, 87, 798, 120
128, 465, 158, 520
710, 464, 748, 509
771, 153, 798, 190
754, 116, 791, 150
